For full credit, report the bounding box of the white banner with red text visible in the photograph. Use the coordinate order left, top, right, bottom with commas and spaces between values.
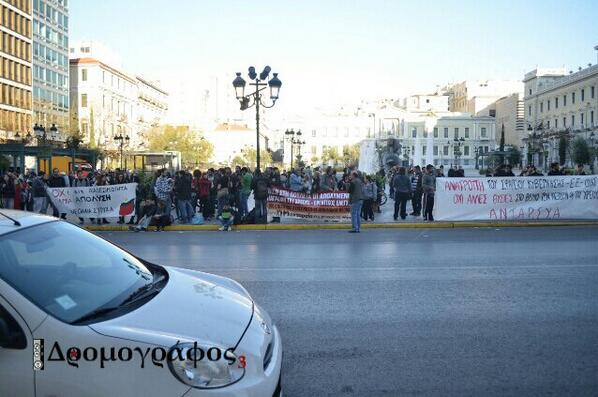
267, 187, 351, 220
47, 183, 137, 218
434, 176, 598, 221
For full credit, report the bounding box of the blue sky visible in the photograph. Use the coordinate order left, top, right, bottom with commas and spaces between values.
70, 0, 598, 111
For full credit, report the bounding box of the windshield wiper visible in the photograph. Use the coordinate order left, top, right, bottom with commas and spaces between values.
71, 306, 122, 325
120, 274, 166, 306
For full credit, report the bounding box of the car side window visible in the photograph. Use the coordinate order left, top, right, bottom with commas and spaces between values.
0, 304, 27, 350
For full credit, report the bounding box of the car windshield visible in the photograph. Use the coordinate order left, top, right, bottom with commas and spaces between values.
0, 221, 154, 324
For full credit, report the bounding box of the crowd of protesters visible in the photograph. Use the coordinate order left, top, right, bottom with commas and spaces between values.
0, 160, 591, 232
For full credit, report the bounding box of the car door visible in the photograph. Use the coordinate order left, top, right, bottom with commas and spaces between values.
0, 295, 35, 397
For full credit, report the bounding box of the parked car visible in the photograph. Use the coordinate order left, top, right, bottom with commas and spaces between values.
0, 210, 282, 397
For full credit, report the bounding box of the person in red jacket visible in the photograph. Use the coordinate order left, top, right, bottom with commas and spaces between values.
198, 172, 213, 220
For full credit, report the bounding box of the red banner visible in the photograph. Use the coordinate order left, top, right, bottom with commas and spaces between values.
267, 187, 350, 220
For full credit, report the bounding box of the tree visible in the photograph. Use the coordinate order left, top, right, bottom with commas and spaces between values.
147, 125, 213, 167
237, 146, 272, 169
342, 144, 360, 166
321, 147, 341, 165
571, 137, 592, 166
506, 146, 521, 166
310, 155, 320, 165
558, 135, 568, 166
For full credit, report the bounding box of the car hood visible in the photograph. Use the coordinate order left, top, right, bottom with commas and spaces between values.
89, 267, 254, 349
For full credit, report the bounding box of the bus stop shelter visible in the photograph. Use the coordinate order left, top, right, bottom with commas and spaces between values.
0, 143, 98, 173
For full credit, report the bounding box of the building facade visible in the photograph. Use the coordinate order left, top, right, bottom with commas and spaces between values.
0, 0, 33, 140
523, 62, 598, 168
374, 96, 497, 169
69, 42, 168, 151
31, 0, 68, 136
493, 92, 525, 147
445, 80, 523, 115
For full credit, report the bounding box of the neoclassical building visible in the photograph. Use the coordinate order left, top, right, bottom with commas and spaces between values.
523, 56, 598, 168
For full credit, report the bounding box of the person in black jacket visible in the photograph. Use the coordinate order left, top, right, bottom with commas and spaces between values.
47, 168, 66, 218
251, 169, 270, 224
174, 170, 194, 224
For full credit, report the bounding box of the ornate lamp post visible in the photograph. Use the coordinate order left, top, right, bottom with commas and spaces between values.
114, 133, 130, 170
232, 66, 282, 171
284, 129, 305, 169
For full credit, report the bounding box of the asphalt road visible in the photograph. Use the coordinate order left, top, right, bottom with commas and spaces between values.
99, 227, 598, 397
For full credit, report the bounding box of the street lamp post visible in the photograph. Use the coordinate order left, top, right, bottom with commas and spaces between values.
284, 129, 305, 169
232, 66, 282, 171
114, 133, 130, 170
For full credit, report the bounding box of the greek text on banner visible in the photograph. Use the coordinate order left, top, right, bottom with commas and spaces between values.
434, 176, 598, 221
47, 183, 137, 218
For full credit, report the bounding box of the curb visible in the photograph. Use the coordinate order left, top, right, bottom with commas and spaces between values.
84, 220, 598, 232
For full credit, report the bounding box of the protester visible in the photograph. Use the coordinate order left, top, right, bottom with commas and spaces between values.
576, 164, 586, 175
410, 166, 423, 216
422, 164, 436, 221
548, 162, 563, 176
48, 168, 67, 219
347, 171, 364, 233
392, 167, 411, 221
251, 169, 269, 224
239, 167, 253, 218
174, 170, 193, 224
219, 204, 234, 231
154, 169, 173, 216
72, 170, 91, 224
361, 175, 377, 221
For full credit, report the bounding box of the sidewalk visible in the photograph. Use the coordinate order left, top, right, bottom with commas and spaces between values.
78, 197, 598, 232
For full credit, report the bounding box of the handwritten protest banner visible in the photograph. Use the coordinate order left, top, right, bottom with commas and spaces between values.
47, 183, 137, 218
435, 176, 598, 221
267, 187, 350, 220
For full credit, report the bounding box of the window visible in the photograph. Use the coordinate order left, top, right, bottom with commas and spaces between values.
422, 146, 427, 156
81, 93, 87, 107
454, 128, 459, 139
102, 71, 105, 83
563, 94, 567, 106
581, 89, 584, 101
528, 105, 532, 116
547, 120, 550, 129
592, 86, 595, 99
572, 92, 575, 104
540, 102, 543, 113
311, 129, 316, 137
433, 127, 438, 138
591, 111, 595, 125
528, 88, 532, 95
464, 146, 470, 156
81, 68, 87, 81
433, 146, 438, 156
311, 146, 316, 155
443, 146, 449, 156
481, 127, 487, 138
554, 118, 558, 128
563, 117, 566, 127
443, 127, 448, 138
412, 128, 416, 138
489, 109, 496, 117
555, 97, 559, 108
547, 100, 550, 111
464, 127, 469, 138
581, 113, 584, 126
571, 115, 575, 126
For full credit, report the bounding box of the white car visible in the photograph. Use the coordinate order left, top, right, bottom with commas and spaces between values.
0, 210, 282, 397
